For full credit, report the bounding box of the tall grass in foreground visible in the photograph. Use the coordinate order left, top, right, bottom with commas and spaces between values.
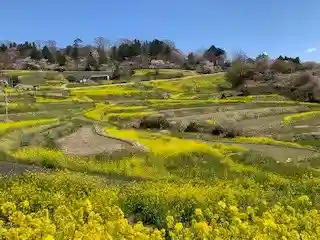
2, 128, 320, 238
1, 155, 320, 239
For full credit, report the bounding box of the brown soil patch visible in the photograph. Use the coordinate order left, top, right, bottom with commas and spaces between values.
0, 162, 44, 176
57, 126, 132, 155
168, 106, 307, 126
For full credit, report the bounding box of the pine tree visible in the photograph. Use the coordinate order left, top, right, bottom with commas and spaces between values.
30, 45, 42, 60
56, 51, 66, 66
42, 46, 54, 63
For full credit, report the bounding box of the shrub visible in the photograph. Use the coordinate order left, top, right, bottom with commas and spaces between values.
184, 121, 202, 132
297, 61, 317, 71
139, 116, 171, 129
217, 82, 232, 91
54, 66, 65, 72
66, 75, 77, 82
225, 61, 255, 87
270, 60, 296, 73
211, 124, 226, 136
9, 76, 20, 87
224, 126, 242, 138
253, 70, 275, 82
211, 123, 242, 138
292, 72, 314, 87
255, 59, 269, 73
44, 72, 61, 80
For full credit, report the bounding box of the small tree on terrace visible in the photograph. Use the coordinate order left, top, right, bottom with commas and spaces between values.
42, 46, 54, 63
56, 51, 66, 66
226, 60, 255, 87
255, 53, 269, 73
94, 36, 110, 64
271, 59, 296, 74
232, 50, 248, 63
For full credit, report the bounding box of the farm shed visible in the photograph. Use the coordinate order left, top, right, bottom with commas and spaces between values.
89, 74, 110, 81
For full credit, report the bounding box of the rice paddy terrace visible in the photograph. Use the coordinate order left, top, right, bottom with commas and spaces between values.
1, 69, 320, 238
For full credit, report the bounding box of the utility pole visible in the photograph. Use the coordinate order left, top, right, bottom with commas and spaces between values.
0, 87, 8, 122
4, 89, 8, 122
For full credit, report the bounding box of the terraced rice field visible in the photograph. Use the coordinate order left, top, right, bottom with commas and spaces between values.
2, 70, 320, 239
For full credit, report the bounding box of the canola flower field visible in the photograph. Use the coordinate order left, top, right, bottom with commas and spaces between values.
1, 71, 320, 239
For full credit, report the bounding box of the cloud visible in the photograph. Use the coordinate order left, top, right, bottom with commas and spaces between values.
307, 48, 317, 53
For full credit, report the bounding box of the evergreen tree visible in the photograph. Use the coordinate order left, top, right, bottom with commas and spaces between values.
86, 52, 99, 70
42, 46, 54, 63
56, 51, 66, 66
187, 52, 196, 65
71, 38, 82, 60
0, 44, 7, 53
30, 44, 42, 60
65, 45, 73, 56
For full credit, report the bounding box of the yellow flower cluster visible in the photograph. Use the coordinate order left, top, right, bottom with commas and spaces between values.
84, 103, 155, 121
283, 111, 320, 125
0, 118, 58, 135
235, 136, 306, 148
36, 96, 93, 103
70, 85, 142, 97
0, 200, 165, 239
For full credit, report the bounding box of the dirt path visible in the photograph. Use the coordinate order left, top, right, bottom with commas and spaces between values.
221, 142, 318, 161
57, 125, 133, 155
168, 106, 305, 124
159, 103, 260, 117
0, 161, 45, 176
198, 136, 319, 161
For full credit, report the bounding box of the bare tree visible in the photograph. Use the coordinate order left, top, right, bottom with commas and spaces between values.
35, 40, 44, 50
117, 39, 132, 46
232, 50, 248, 63
94, 37, 110, 51
73, 38, 83, 48
163, 40, 176, 50
0, 48, 19, 69
45, 40, 57, 53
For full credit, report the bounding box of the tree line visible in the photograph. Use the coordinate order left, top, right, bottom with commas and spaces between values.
0, 37, 306, 73
0, 37, 229, 70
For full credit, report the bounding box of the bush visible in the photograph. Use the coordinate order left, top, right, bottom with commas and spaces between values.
253, 70, 275, 82
297, 62, 317, 71
139, 116, 171, 129
196, 65, 212, 74
270, 60, 296, 74
211, 123, 242, 138
292, 72, 314, 87
226, 61, 255, 87
217, 82, 232, 91
54, 66, 65, 72
224, 126, 242, 138
184, 121, 202, 132
255, 59, 269, 73
66, 75, 77, 82
211, 124, 226, 136
135, 72, 184, 81
44, 72, 61, 80
9, 76, 20, 87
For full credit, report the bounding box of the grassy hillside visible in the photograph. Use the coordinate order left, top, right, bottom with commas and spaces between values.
0, 70, 320, 239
